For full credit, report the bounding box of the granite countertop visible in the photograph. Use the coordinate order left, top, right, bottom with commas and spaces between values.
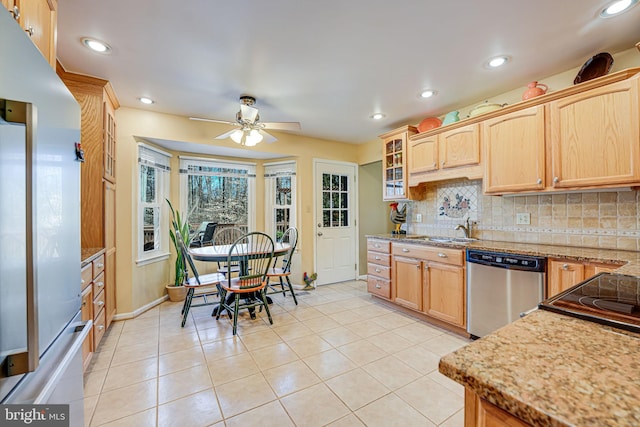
439, 309, 640, 426
367, 234, 640, 275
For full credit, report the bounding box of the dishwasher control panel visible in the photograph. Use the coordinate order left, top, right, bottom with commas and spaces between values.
467, 250, 546, 272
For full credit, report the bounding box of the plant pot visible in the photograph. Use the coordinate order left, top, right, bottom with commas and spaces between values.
166, 284, 187, 302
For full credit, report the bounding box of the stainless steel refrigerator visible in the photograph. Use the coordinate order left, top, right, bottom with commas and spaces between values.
1, 8, 91, 426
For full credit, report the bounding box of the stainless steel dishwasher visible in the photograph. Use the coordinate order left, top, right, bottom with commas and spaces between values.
467, 249, 546, 338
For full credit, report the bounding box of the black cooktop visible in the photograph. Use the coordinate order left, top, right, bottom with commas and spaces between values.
539, 273, 640, 334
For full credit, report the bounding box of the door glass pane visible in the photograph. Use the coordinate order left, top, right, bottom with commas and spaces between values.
275, 208, 290, 240
331, 175, 340, 191
323, 210, 330, 227
341, 210, 348, 226
322, 173, 349, 228
322, 173, 330, 190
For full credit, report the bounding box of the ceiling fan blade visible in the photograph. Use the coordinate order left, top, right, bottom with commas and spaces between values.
259, 130, 278, 144
261, 122, 301, 131
240, 104, 259, 123
189, 117, 237, 125
214, 128, 240, 140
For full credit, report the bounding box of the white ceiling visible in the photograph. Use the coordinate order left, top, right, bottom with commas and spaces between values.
57, 0, 640, 145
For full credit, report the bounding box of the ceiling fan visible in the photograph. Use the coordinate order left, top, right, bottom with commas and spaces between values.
189, 95, 301, 146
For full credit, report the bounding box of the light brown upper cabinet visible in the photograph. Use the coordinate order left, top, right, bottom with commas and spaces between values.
549, 77, 640, 188
3, 0, 57, 68
380, 126, 418, 201
483, 105, 546, 193
439, 123, 480, 169
407, 123, 482, 186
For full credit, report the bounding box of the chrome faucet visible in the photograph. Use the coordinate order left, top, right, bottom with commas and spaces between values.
455, 218, 472, 238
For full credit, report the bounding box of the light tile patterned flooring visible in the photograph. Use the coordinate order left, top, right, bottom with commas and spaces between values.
83, 281, 471, 427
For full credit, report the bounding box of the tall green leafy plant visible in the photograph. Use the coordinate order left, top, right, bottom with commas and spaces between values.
167, 199, 191, 287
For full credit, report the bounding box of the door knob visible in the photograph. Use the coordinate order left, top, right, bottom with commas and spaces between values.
553, 177, 559, 184
536, 178, 542, 184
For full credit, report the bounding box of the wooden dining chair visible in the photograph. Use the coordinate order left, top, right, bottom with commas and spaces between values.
177, 231, 225, 327
213, 226, 244, 277
266, 227, 298, 305
215, 232, 274, 335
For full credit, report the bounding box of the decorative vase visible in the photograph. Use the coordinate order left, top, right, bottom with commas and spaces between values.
442, 111, 460, 125
166, 284, 187, 302
522, 81, 548, 100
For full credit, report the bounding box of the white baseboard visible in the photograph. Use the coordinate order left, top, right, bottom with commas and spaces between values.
357, 274, 368, 280
113, 295, 169, 321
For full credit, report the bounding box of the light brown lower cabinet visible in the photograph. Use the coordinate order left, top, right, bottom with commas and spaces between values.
547, 259, 619, 298
389, 242, 466, 330
424, 262, 465, 327
465, 388, 531, 427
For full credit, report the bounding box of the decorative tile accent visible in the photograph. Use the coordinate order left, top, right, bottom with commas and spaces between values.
436, 182, 478, 221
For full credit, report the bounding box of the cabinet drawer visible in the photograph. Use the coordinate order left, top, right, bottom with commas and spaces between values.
93, 254, 105, 278
367, 252, 391, 266
392, 243, 464, 266
81, 264, 92, 290
81, 285, 93, 322
367, 263, 391, 280
367, 239, 391, 253
367, 277, 391, 299
93, 289, 105, 319
93, 271, 105, 295
93, 308, 106, 349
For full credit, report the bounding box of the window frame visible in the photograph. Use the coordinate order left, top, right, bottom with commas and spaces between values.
179, 156, 256, 235
136, 143, 171, 265
264, 161, 297, 242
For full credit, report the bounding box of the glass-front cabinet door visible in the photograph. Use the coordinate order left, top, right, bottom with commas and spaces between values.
380, 125, 417, 201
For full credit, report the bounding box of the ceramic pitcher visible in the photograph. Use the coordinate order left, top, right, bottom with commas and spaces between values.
442, 111, 460, 125
522, 82, 548, 100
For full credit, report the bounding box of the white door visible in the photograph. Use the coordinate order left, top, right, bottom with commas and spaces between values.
314, 160, 358, 285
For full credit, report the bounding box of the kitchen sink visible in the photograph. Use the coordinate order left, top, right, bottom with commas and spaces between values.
426, 236, 479, 244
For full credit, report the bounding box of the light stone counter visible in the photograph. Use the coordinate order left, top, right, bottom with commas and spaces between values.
369, 234, 640, 425
438, 309, 640, 426
367, 234, 640, 274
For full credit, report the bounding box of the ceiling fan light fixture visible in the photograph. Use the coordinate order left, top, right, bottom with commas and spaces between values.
229, 129, 244, 144
601, 0, 637, 17
245, 129, 263, 146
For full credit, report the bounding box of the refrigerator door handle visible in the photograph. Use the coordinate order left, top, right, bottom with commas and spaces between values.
3, 100, 39, 376
33, 320, 92, 404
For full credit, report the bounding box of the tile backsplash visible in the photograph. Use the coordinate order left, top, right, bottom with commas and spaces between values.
408, 179, 640, 251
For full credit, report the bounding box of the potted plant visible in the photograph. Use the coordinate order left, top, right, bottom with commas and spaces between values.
166, 199, 190, 302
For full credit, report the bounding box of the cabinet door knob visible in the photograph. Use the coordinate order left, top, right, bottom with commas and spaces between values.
441, 161, 445, 166
374, 244, 380, 248
553, 177, 559, 184
402, 248, 409, 252
562, 263, 569, 270
96, 281, 104, 288
96, 263, 104, 269
431, 163, 436, 168
98, 325, 105, 331
416, 264, 420, 269
375, 283, 381, 289
25, 26, 34, 37
375, 256, 381, 260
10, 6, 20, 21
375, 268, 381, 273
437, 253, 448, 258
97, 301, 105, 307
536, 178, 542, 185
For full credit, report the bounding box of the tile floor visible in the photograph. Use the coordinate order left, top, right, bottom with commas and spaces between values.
83, 280, 471, 427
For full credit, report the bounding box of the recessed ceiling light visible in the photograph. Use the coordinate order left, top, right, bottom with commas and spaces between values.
138, 97, 154, 105
81, 38, 111, 54
418, 89, 437, 99
486, 56, 510, 68
370, 113, 386, 120
601, 0, 637, 17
